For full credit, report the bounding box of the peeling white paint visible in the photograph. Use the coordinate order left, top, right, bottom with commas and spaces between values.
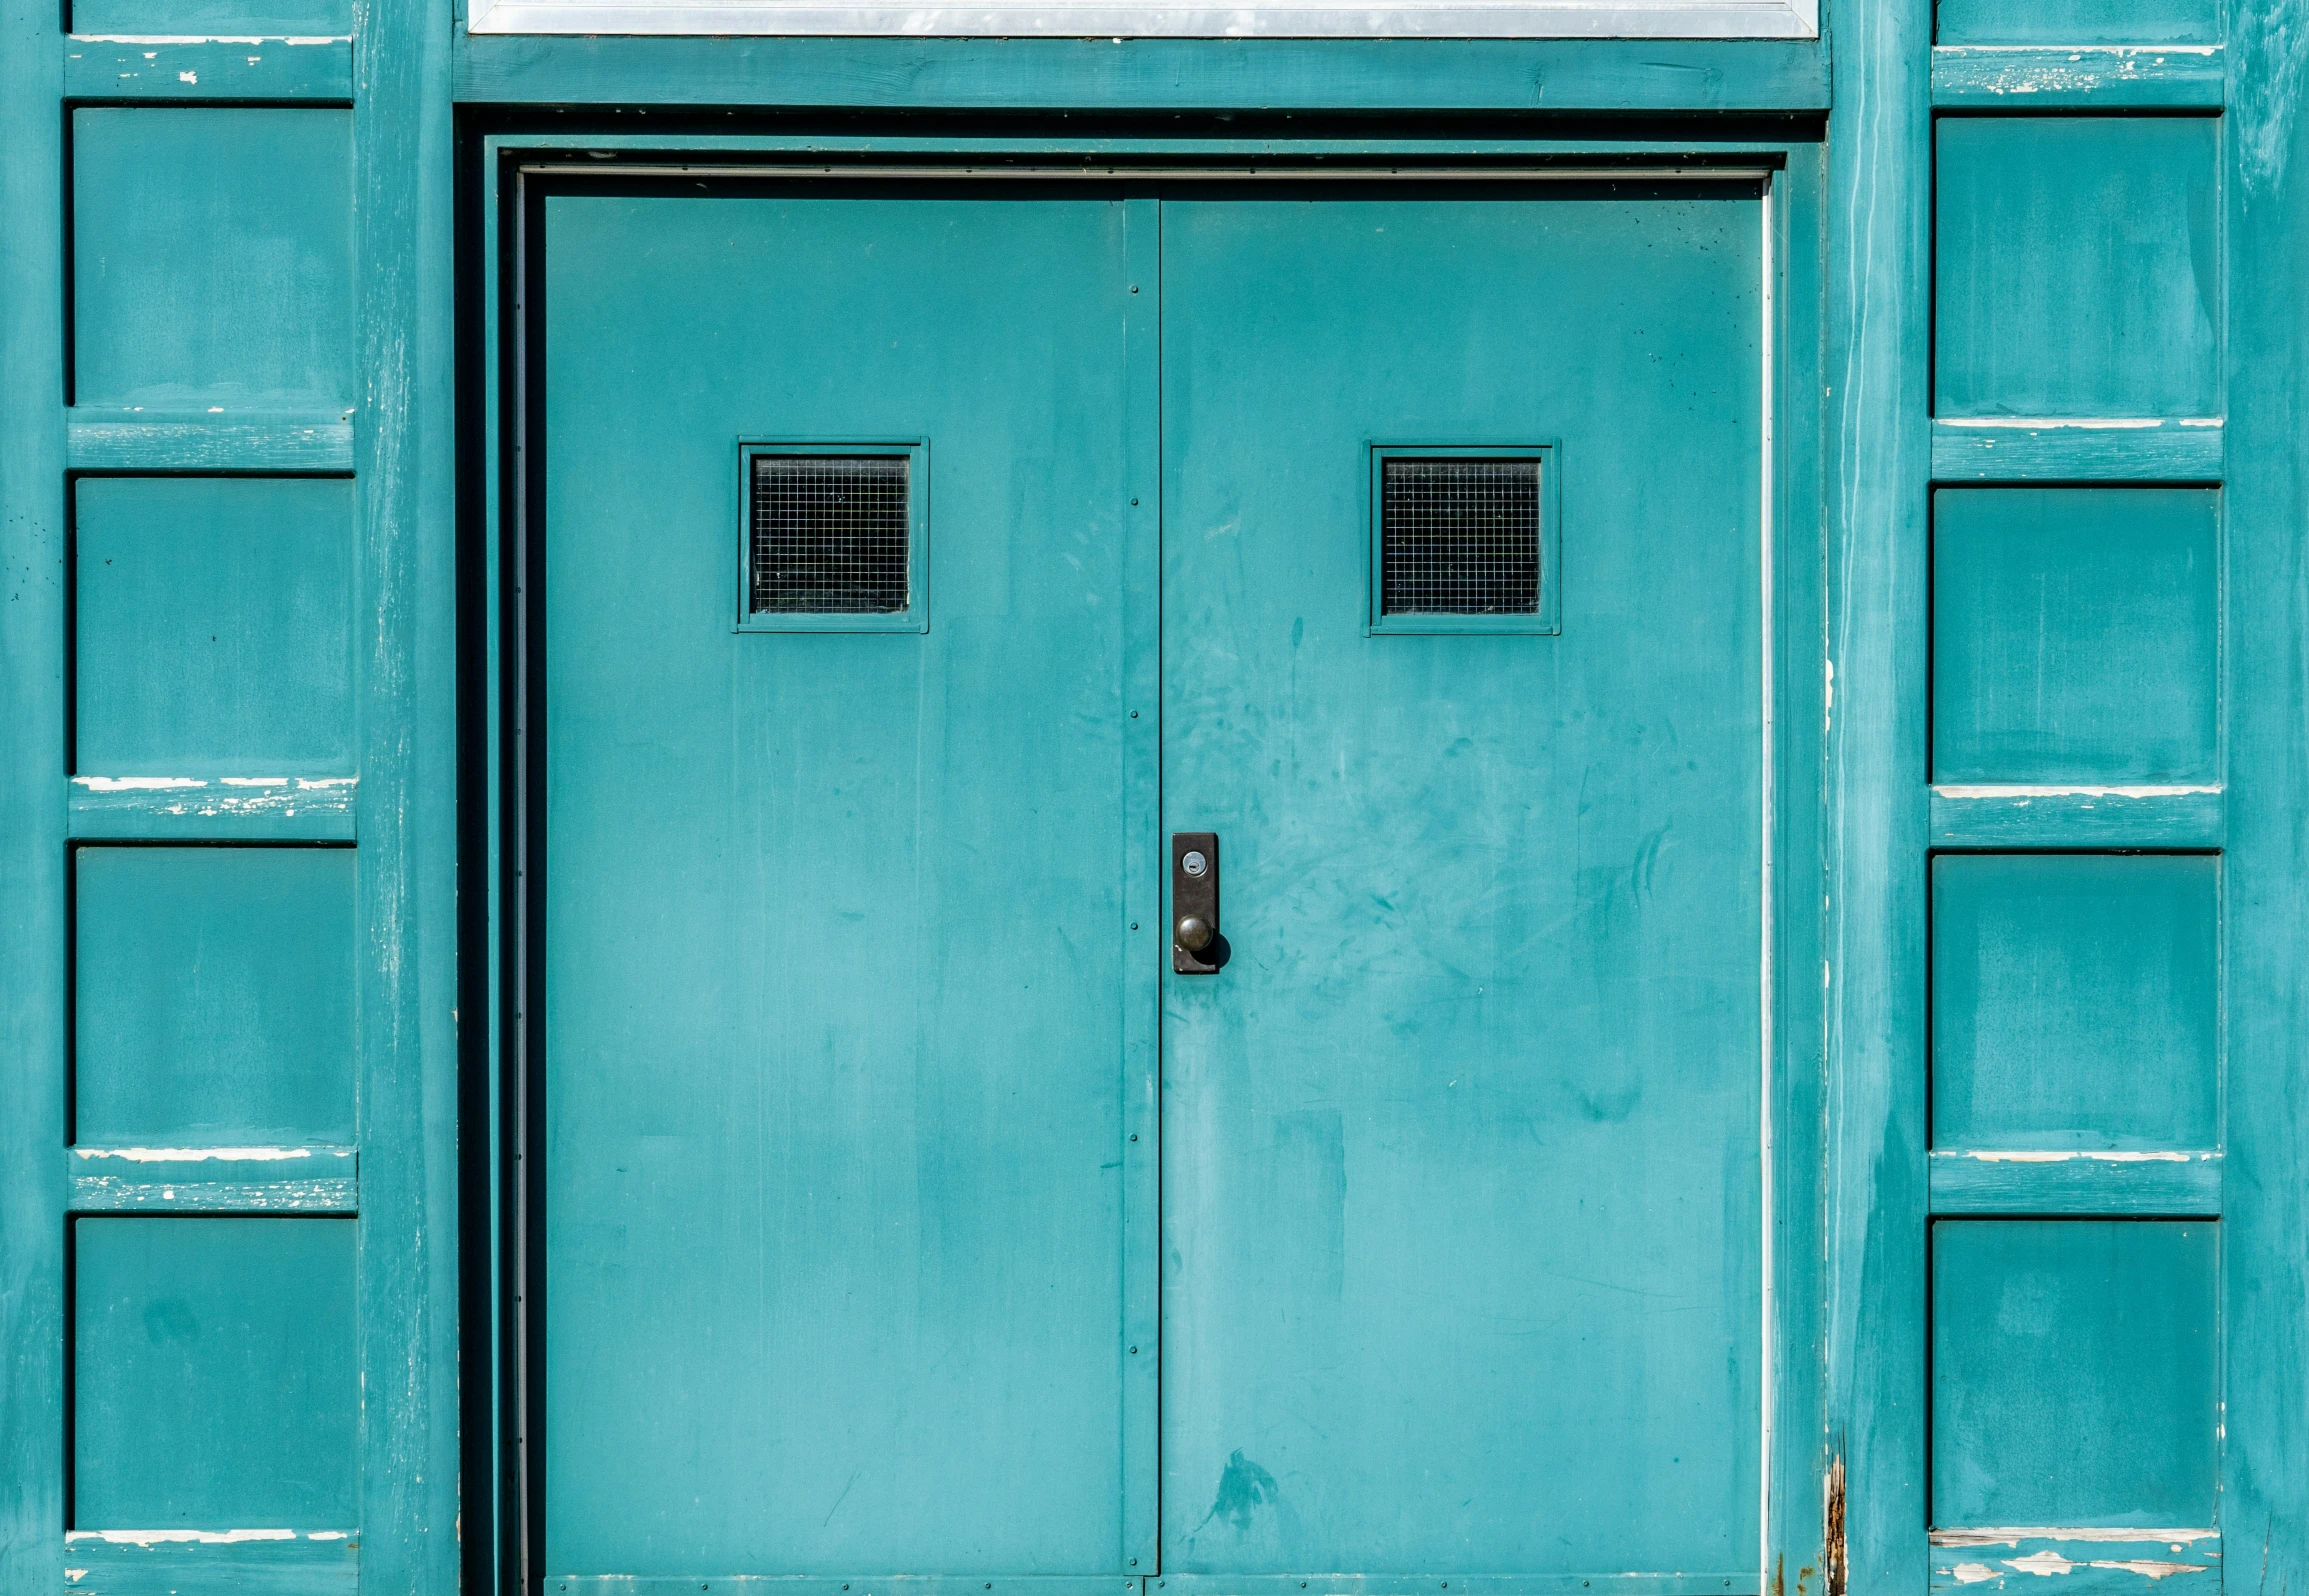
1935, 43, 2219, 56
177, 68, 196, 81
69, 773, 358, 819
1952, 1565, 2000, 1584
1939, 417, 2219, 431
2092, 1563, 2210, 1580
73, 1145, 348, 1163
67, 1528, 299, 1546
1933, 784, 2221, 800
70, 32, 353, 43
73, 775, 202, 792
2007, 1553, 2078, 1577
1953, 1149, 2202, 1163
1934, 1529, 2220, 1547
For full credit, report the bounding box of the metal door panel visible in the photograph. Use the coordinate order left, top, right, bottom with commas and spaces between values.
1157, 184, 1767, 1576
539, 186, 1145, 1576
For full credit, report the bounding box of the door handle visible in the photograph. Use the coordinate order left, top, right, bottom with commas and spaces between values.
1173, 831, 1224, 974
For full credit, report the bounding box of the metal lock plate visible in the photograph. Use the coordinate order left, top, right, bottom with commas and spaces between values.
1172, 831, 1223, 974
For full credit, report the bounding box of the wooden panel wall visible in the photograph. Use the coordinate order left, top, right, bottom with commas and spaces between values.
0, 0, 457, 1592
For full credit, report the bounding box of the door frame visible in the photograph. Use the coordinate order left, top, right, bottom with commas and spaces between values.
471, 134, 1828, 1596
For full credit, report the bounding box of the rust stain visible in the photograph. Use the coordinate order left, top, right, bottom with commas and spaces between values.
1824, 1455, 1847, 1596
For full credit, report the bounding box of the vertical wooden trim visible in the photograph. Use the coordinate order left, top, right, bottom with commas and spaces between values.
352, 0, 462, 1590
1823, 0, 1933, 1587
1768, 141, 1831, 1596
0, 0, 68, 1587
2221, 0, 2309, 1571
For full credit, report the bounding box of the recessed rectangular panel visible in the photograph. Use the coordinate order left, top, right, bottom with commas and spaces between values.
1935, 0, 2218, 44
73, 1217, 356, 1527
1933, 1220, 2216, 1527
72, 108, 353, 411
1936, 117, 2219, 419
1933, 487, 2218, 785
76, 477, 354, 777
1933, 854, 2218, 1152
76, 846, 354, 1144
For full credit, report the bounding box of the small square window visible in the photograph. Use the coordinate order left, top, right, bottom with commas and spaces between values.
1368, 444, 1559, 635
738, 441, 929, 633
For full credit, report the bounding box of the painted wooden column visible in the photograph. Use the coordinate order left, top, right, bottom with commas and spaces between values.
0, 0, 70, 1590
353, 0, 464, 1592
1824, 0, 1933, 1585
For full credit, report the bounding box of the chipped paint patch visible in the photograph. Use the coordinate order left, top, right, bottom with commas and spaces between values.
2007, 1552, 2077, 1577
73, 1145, 344, 1162
1957, 1149, 2200, 1164
73, 775, 203, 792
67, 1528, 300, 1545
69, 32, 352, 43
1952, 1566, 2000, 1585
1939, 417, 2175, 430
1934, 1530, 2219, 1547
1932, 784, 2221, 800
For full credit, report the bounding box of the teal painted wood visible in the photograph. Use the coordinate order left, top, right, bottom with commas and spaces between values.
0, 0, 69, 1587
66, 1147, 358, 1213
1931, 1219, 2218, 1528
65, 414, 356, 472
1934, 0, 2219, 44
1150, 1581, 1754, 1595
1932, 488, 2219, 786
545, 1581, 1752, 1596
1930, 421, 2225, 483
1930, 1533, 2220, 1594
71, 107, 353, 412
350, 0, 461, 1590
1159, 182, 1764, 1576
1823, 0, 1934, 1588
61, 1532, 359, 1596
71, 0, 354, 29
1927, 787, 2223, 849
453, 36, 1828, 111
1764, 142, 1830, 1596
76, 846, 355, 1143
67, 776, 358, 840
1928, 1151, 2219, 1217
1929, 46, 2224, 108
2220, 0, 2309, 1573
539, 185, 1141, 1576
73, 1215, 359, 1526
1935, 116, 2221, 421
64, 37, 354, 100
76, 477, 355, 778
1932, 854, 2219, 1153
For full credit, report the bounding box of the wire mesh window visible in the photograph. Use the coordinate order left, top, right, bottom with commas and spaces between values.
749, 454, 912, 615
1380, 457, 1543, 616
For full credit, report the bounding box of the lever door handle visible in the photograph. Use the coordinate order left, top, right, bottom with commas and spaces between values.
1172, 831, 1223, 974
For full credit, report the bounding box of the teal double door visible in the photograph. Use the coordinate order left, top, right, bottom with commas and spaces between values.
536, 176, 1769, 1586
